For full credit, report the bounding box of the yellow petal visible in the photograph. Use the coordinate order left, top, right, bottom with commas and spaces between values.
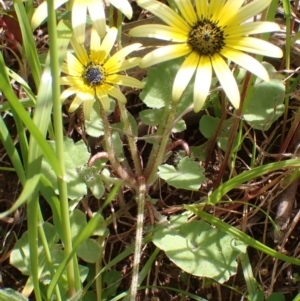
98, 27, 118, 63
172, 52, 199, 102
70, 37, 89, 66
90, 26, 102, 62
87, 0, 106, 38
136, 0, 190, 32
109, 0, 132, 19
106, 57, 141, 74
69, 95, 83, 112
83, 98, 94, 120
31, 0, 67, 30
105, 86, 127, 103
226, 37, 283, 58
105, 43, 142, 70
221, 47, 269, 81
60, 86, 77, 102
106, 74, 144, 88
140, 44, 191, 68
211, 54, 240, 109
208, 0, 226, 21
230, 0, 272, 25
217, 0, 245, 25
71, 0, 87, 44
195, 0, 208, 19
129, 24, 187, 42
97, 93, 111, 111
62, 52, 83, 76
193, 56, 212, 112
60, 76, 84, 87
226, 22, 281, 37
173, 0, 197, 26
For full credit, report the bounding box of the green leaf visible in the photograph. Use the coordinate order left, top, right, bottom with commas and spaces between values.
140, 57, 192, 113
139, 108, 186, 133
70, 210, 107, 262
158, 157, 205, 191
78, 163, 106, 199
266, 292, 285, 301
199, 115, 219, 139
85, 102, 104, 137
70, 209, 89, 240
103, 270, 122, 299
10, 222, 59, 275
77, 239, 101, 263
41, 138, 90, 199
243, 62, 285, 130
153, 218, 244, 283
139, 108, 163, 126
199, 116, 239, 152
0, 289, 28, 301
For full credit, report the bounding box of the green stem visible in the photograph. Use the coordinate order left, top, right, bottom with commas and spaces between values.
38, 209, 62, 301
95, 236, 104, 301
130, 176, 146, 301
47, 0, 77, 296
118, 103, 143, 176
144, 102, 178, 185
99, 101, 136, 186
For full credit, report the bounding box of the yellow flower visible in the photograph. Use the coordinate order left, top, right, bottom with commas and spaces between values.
61, 27, 144, 120
129, 0, 283, 112
31, 0, 132, 42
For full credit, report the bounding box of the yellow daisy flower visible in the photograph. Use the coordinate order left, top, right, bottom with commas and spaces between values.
31, 0, 132, 42
129, 0, 283, 112
60, 27, 144, 120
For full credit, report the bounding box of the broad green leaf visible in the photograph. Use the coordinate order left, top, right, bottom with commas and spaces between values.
47, 212, 104, 298
158, 157, 205, 191
70, 209, 89, 240
199, 116, 239, 152
85, 102, 104, 137
77, 239, 101, 263
70, 209, 107, 262
153, 218, 244, 283
39, 247, 88, 293
41, 138, 90, 199
140, 57, 192, 113
10, 222, 59, 275
82, 291, 97, 301
139, 108, 163, 126
103, 270, 122, 299
243, 62, 285, 130
0, 289, 28, 301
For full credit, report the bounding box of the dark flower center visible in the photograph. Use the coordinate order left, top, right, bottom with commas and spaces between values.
187, 19, 225, 56
83, 64, 105, 87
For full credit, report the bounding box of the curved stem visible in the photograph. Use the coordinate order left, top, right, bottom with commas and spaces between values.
99, 101, 136, 186
118, 102, 143, 176
144, 102, 178, 185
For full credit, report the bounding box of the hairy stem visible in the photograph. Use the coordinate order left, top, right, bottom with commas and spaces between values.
130, 176, 146, 301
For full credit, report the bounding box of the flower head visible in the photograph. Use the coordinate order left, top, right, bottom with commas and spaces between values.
129, 0, 283, 112
61, 27, 144, 120
31, 0, 133, 42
